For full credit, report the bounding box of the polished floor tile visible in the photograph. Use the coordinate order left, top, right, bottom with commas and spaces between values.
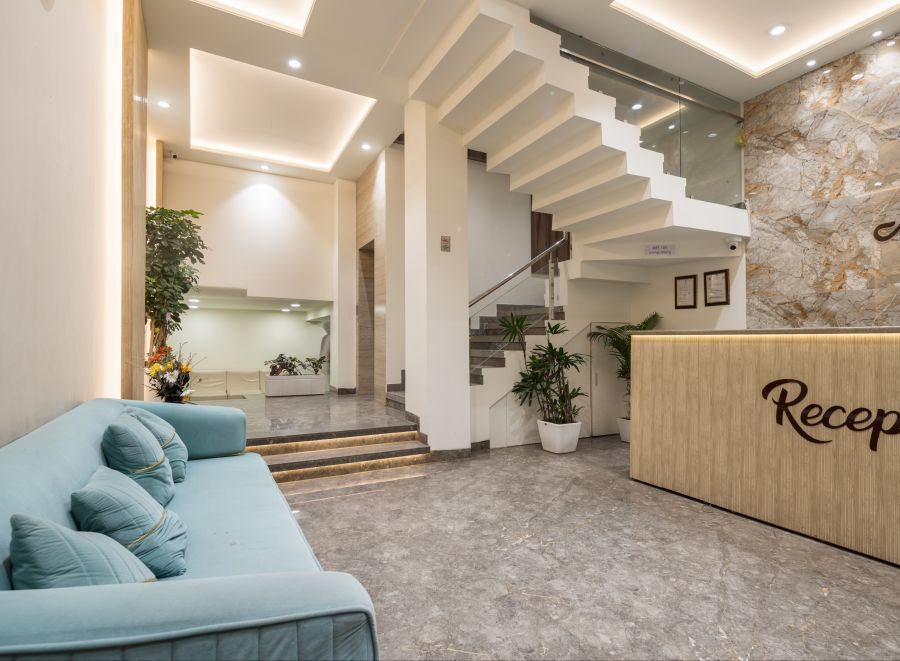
293, 438, 900, 660
203, 393, 413, 441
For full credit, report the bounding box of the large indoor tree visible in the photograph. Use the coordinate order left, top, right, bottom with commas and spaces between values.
145, 207, 207, 353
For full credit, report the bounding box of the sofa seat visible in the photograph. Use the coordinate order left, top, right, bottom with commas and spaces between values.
170, 453, 320, 580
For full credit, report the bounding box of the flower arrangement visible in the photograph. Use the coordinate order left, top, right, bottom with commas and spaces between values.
146, 345, 196, 403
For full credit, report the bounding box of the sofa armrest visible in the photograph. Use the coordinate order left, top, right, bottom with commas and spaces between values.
123, 400, 247, 459
0, 571, 378, 660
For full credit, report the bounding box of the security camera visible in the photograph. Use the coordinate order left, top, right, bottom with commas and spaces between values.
725, 236, 743, 252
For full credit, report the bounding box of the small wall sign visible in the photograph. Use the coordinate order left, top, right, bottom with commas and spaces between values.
703, 269, 730, 306
440, 235, 451, 252
674, 275, 697, 309
645, 243, 676, 257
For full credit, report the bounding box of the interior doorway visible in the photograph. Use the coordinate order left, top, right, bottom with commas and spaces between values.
357, 241, 375, 396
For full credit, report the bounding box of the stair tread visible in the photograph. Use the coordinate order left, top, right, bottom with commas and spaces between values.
265, 440, 429, 468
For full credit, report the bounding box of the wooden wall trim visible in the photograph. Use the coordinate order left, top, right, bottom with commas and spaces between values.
121, 0, 148, 399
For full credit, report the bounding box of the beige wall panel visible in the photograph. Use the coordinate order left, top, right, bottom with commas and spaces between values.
632, 333, 900, 564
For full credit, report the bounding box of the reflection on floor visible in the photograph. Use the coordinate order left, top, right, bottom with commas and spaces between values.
290, 437, 900, 661
202, 393, 414, 442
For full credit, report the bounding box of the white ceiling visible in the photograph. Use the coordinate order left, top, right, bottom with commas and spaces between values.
145, 0, 465, 181
188, 0, 317, 36
518, 0, 900, 100
186, 286, 330, 315
189, 49, 375, 171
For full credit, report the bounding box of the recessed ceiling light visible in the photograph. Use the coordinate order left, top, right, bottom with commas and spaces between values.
651, 144, 657, 148
851, 73, 864, 80
887, 40, 896, 46
188, 305, 199, 309
639, 139, 644, 144
667, 124, 676, 130
806, 59, 816, 67
874, 181, 883, 187
157, 100, 171, 109
822, 69, 832, 74
769, 25, 787, 37
631, 103, 643, 110
260, 164, 270, 170
708, 132, 718, 138
361, 143, 372, 150
682, 130, 689, 134
281, 308, 290, 312
290, 303, 301, 307
188, 298, 200, 303
288, 58, 302, 69
872, 30, 883, 38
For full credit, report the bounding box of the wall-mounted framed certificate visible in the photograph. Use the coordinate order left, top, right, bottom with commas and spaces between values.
704, 269, 730, 306
674, 275, 697, 309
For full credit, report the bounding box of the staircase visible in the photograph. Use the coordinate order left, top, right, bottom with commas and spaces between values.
247, 426, 430, 483
469, 303, 563, 384
409, 0, 750, 285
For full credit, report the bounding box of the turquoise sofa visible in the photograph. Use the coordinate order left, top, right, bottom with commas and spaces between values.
0, 399, 378, 660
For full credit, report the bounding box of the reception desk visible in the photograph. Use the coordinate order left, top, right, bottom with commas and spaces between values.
630, 328, 900, 564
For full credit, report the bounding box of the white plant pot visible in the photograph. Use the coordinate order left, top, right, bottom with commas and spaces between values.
617, 417, 631, 443
265, 374, 328, 397
537, 420, 582, 454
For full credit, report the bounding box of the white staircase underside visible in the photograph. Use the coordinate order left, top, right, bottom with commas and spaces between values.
409, 0, 749, 284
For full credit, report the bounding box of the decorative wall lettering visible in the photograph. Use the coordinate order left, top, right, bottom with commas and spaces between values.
761, 378, 900, 451
874, 221, 900, 243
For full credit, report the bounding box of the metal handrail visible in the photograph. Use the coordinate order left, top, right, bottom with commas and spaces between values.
468, 234, 569, 308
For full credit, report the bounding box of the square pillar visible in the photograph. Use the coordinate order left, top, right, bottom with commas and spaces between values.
404, 100, 470, 452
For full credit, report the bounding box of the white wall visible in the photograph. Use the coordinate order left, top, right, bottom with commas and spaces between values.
0, 1, 121, 446
168, 309, 326, 371
467, 161, 532, 300
629, 256, 747, 329
163, 159, 334, 301
330, 179, 357, 391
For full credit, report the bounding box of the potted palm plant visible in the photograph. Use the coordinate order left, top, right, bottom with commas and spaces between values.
507, 320, 587, 454
588, 312, 661, 443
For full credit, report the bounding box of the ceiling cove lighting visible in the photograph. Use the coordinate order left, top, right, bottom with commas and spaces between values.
288, 59, 301, 70
188, 0, 317, 37
609, 0, 900, 78
631, 103, 643, 110
189, 49, 376, 172
157, 100, 171, 109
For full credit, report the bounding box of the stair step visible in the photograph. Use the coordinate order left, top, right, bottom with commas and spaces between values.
385, 390, 406, 412
470, 373, 484, 385
470, 354, 505, 367
282, 464, 431, 504
248, 430, 420, 456
267, 440, 431, 482
246, 425, 418, 450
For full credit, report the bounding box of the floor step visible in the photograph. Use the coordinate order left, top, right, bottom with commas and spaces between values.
282, 464, 431, 505
385, 390, 405, 411
247, 429, 419, 456
267, 440, 431, 482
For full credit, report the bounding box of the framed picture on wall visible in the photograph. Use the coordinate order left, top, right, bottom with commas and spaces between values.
704, 269, 730, 306
674, 275, 697, 309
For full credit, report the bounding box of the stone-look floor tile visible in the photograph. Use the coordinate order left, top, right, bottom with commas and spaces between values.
293, 438, 900, 660
203, 393, 412, 440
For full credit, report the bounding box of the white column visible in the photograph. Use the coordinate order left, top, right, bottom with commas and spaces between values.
404, 100, 470, 452
331, 179, 357, 392
384, 146, 406, 387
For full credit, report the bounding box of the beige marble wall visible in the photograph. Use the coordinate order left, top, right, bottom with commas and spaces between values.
744, 39, 899, 328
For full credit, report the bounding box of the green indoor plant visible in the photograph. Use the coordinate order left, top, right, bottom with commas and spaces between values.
264, 354, 304, 376
588, 312, 661, 442
304, 356, 328, 375
145, 207, 207, 353
510, 321, 587, 454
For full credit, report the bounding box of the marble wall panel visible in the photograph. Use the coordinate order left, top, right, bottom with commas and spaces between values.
744, 39, 899, 328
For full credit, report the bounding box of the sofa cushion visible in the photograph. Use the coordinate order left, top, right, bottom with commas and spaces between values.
71, 467, 187, 579
125, 407, 188, 482
9, 514, 156, 589
167, 453, 320, 581
103, 414, 175, 505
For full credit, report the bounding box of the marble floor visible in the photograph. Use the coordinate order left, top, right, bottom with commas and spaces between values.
292, 437, 900, 661
203, 393, 414, 441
